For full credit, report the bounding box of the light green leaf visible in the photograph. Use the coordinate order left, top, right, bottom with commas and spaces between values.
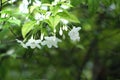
22, 21, 36, 38
8, 18, 21, 26
58, 11, 80, 23
46, 15, 60, 30
50, 15, 60, 27
0, 18, 8, 22
50, 6, 60, 16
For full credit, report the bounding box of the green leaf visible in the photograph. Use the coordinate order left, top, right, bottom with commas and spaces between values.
46, 15, 60, 30
58, 11, 80, 23
50, 15, 60, 27
22, 21, 36, 38
8, 18, 21, 26
0, 10, 12, 14
0, 18, 8, 22
88, 0, 99, 15
50, 5, 60, 16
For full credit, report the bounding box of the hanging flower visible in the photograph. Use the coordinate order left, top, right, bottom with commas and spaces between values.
8, 0, 16, 3
60, 5, 70, 9
33, 0, 41, 6
52, 0, 60, 5
59, 27, 63, 36
19, 0, 29, 13
60, 19, 69, 24
63, 25, 68, 31
58, 9, 63, 12
34, 13, 45, 21
109, 3, 116, 11
41, 5, 48, 11
16, 39, 27, 48
68, 26, 81, 42
41, 36, 61, 48
45, 11, 51, 19
25, 37, 41, 49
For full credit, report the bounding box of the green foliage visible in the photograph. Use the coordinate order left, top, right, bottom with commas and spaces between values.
0, 0, 120, 80
8, 18, 21, 26
58, 11, 80, 23
22, 21, 36, 38
47, 15, 60, 29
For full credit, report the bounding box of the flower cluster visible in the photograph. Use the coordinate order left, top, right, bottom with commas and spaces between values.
16, 0, 81, 49
17, 26, 81, 49
16, 36, 61, 49
41, 36, 61, 48
19, 0, 30, 13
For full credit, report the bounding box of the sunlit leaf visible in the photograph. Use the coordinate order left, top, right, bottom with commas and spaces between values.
8, 18, 21, 26
22, 21, 36, 38
58, 11, 80, 23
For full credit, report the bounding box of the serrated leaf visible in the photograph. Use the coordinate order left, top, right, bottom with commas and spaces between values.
22, 21, 36, 38
58, 11, 80, 23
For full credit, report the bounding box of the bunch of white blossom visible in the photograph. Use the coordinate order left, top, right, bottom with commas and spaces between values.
16, 0, 81, 49
17, 26, 81, 49
19, 0, 30, 13
16, 36, 61, 49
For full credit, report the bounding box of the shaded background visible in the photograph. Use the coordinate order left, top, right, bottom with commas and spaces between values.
0, 0, 120, 80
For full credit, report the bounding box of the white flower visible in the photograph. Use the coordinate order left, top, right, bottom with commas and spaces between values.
68, 27, 81, 42
52, 2, 57, 6
26, 37, 41, 49
35, 12, 51, 20
55, 0, 60, 3
41, 36, 61, 48
60, 5, 69, 9
60, 19, 69, 24
58, 9, 63, 12
6, 49, 15, 55
19, 0, 29, 13
41, 5, 48, 11
22, 0, 29, 5
45, 11, 51, 19
40, 33, 44, 40
19, 4, 28, 13
34, 13, 45, 21
16, 39, 27, 48
8, 0, 16, 3
54, 29, 56, 33
1, 13, 9, 18
63, 25, 68, 31
59, 27, 63, 35
33, 0, 41, 6
52, 0, 60, 5
109, 3, 116, 10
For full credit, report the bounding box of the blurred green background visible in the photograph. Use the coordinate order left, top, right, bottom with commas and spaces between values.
0, 0, 120, 80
